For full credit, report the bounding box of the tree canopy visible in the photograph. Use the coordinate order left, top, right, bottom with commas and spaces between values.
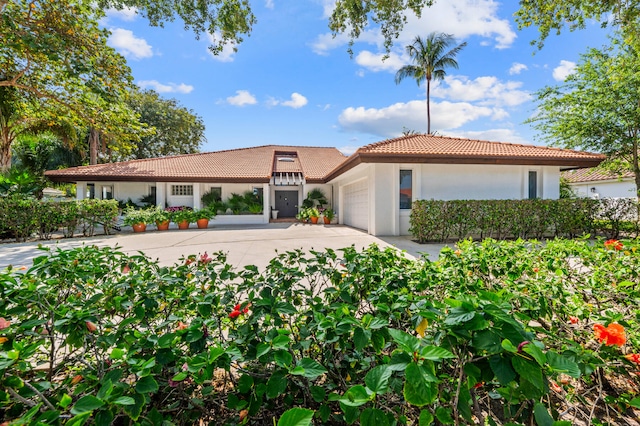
124, 89, 206, 160
0, 0, 144, 171
529, 38, 640, 197
515, 0, 640, 48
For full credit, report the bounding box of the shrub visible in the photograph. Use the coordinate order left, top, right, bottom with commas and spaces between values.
2, 239, 639, 424
409, 198, 635, 243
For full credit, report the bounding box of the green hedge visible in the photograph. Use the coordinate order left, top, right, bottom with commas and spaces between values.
0, 197, 119, 242
410, 198, 639, 243
2, 240, 640, 425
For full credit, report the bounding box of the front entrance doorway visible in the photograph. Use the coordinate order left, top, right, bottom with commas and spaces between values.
274, 190, 299, 218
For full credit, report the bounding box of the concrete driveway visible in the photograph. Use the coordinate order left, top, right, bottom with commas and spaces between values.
0, 223, 449, 271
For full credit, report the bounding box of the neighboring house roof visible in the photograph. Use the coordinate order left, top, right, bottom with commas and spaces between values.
45, 145, 347, 184
45, 135, 606, 184
324, 134, 605, 181
562, 167, 635, 183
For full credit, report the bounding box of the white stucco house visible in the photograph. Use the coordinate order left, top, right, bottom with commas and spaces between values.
45, 134, 604, 236
562, 168, 637, 199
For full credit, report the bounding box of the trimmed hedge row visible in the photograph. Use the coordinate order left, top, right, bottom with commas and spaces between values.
410, 198, 640, 243
0, 196, 119, 242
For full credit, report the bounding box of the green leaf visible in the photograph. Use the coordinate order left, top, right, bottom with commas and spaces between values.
365, 365, 392, 394
272, 335, 291, 350
360, 407, 390, 426
629, 398, 640, 408
546, 352, 581, 378
58, 394, 73, 409
420, 345, 455, 361
310, 385, 326, 402
70, 395, 104, 415
172, 372, 188, 382
96, 380, 113, 400
113, 396, 136, 406
135, 376, 159, 394
64, 412, 92, 426
339, 385, 373, 407
94, 410, 114, 426
435, 407, 454, 424
109, 348, 124, 359
403, 362, 436, 407
388, 328, 421, 353
522, 343, 546, 366
274, 350, 293, 367
512, 356, 544, 390
291, 358, 327, 379
533, 402, 554, 426
266, 370, 288, 399
489, 355, 516, 385
122, 394, 145, 421
472, 330, 502, 353
238, 374, 254, 393
353, 327, 370, 351
256, 342, 271, 358
419, 409, 434, 426
277, 407, 314, 426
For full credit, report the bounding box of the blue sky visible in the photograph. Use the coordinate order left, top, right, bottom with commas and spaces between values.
102, 0, 612, 155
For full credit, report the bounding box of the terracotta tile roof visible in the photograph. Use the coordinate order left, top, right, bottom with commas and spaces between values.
325, 134, 605, 181
273, 153, 303, 173
562, 168, 635, 183
45, 145, 347, 183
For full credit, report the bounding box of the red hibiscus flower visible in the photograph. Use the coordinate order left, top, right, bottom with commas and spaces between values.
229, 310, 241, 319
625, 354, 640, 364
594, 323, 626, 346
604, 239, 624, 251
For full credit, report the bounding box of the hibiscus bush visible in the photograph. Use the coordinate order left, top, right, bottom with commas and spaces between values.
1, 238, 640, 425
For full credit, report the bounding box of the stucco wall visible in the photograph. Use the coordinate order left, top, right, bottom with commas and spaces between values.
75, 181, 152, 203
330, 163, 562, 237
569, 179, 637, 199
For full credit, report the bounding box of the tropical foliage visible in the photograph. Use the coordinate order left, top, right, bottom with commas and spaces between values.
1, 239, 640, 425
395, 33, 466, 134
529, 36, 640, 198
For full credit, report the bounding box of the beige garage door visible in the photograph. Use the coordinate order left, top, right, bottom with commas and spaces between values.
342, 179, 369, 232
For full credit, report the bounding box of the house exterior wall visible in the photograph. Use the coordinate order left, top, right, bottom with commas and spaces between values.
569, 179, 637, 198
75, 181, 152, 203
330, 163, 562, 237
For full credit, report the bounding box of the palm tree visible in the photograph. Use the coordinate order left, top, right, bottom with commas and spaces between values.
395, 33, 467, 134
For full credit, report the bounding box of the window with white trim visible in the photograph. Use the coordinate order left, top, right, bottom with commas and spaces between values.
528, 171, 538, 199
400, 170, 413, 209
171, 185, 193, 196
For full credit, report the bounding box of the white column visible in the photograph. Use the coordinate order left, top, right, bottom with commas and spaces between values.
156, 182, 166, 208
263, 183, 270, 223
193, 183, 201, 210
76, 182, 86, 200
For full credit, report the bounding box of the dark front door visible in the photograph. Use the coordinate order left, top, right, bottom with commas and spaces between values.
274, 190, 298, 218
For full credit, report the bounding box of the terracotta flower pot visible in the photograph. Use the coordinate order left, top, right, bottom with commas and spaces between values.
177, 220, 190, 230
310, 216, 319, 224
156, 220, 170, 231
196, 218, 209, 229
323, 217, 331, 224
132, 223, 146, 233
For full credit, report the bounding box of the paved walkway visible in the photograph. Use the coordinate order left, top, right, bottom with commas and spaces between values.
0, 223, 450, 271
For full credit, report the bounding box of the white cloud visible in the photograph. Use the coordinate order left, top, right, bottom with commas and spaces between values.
282, 93, 308, 108
265, 0, 274, 9
137, 80, 194, 94
226, 90, 257, 106
108, 28, 152, 59
206, 32, 237, 62
312, 0, 516, 57
553, 60, 576, 81
338, 100, 494, 137
355, 51, 405, 73
431, 75, 531, 107
509, 62, 528, 75
269, 93, 308, 109
105, 7, 138, 21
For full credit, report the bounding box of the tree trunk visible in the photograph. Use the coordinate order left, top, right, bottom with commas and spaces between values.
0, 126, 14, 173
426, 78, 431, 134
89, 127, 99, 165
0, 139, 11, 173
633, 138, 640, 200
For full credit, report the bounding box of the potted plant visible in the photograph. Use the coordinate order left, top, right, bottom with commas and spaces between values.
123, 207, 153, 233
308, 207, 320, 224
194, 208, 214, 229
152, 206, 171, 231
171, 208, 194, 230
322, 209, 335, 224
296, 208, 309, 223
